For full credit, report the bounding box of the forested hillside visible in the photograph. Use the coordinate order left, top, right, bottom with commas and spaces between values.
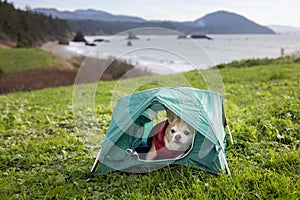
35, 8, 274, 35
0, 0, 71, 47
67, 19, 177, 35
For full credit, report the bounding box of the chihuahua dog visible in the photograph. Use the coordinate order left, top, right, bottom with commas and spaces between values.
145, 109, 195, 160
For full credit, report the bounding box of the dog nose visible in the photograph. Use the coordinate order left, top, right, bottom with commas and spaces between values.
175, 135, 181, 141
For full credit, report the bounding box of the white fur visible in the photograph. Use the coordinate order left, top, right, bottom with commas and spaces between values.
146, 109, 195, 160
165, 119, 194, 152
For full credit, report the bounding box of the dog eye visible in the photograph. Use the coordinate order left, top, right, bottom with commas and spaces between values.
171, 128, 176, 134
184, 130, 190, 135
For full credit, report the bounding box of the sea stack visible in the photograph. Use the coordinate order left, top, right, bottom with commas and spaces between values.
127, 31, 139, 40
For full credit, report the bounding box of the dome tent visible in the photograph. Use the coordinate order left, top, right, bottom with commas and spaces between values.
87, 87, 232, 179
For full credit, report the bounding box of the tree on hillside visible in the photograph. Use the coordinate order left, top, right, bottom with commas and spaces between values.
0, 1, 72, 47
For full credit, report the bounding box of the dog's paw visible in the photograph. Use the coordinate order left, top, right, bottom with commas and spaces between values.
145, 151, 157, 161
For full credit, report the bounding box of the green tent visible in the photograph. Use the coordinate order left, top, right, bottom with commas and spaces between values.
88, 87, 232, 179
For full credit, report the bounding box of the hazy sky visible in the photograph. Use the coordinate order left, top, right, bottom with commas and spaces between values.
8, 0, 300, 27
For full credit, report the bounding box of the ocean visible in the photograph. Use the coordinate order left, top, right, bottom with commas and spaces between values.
64, 34, 300, 74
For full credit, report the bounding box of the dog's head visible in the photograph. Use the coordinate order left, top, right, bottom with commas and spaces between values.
164, 109, 195, 152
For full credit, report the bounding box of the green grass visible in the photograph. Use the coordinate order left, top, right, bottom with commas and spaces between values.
0, 48, 55, 73
0, 57, 299, 199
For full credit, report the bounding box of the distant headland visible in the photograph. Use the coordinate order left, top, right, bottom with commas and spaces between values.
34, 8, 275, 35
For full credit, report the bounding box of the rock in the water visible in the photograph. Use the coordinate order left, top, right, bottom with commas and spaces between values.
85, 42, 96, 46
73, 31, 87, 42
190, 33, 212, 40
127, 31, 139, 40
94, 38, 105, 42
177, 34, 187, 39
127, 41, 133, 46
58, 38, 69, 45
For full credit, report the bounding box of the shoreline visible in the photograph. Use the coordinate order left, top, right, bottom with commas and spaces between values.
41, 41, 80, 60
0, 42, 153, 94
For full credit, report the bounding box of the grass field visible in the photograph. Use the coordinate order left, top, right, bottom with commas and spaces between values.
0, 57, 299, 199
0, 48, 55, 74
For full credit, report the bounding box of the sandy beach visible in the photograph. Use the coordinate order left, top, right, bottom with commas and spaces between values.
41, 41, 79, 60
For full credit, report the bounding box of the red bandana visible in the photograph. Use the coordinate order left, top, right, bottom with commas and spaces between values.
148, 120, 184, 160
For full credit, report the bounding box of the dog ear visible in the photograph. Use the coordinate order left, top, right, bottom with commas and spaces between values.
166, 109, 177, 124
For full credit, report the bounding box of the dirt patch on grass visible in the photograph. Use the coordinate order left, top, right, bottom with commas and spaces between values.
0, 56, 153, 94
0, 67, 78, 94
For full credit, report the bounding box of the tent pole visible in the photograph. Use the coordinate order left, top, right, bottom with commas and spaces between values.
221, 150, 232, 178
227, 125, 234, 145
86, 149, 101, 182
